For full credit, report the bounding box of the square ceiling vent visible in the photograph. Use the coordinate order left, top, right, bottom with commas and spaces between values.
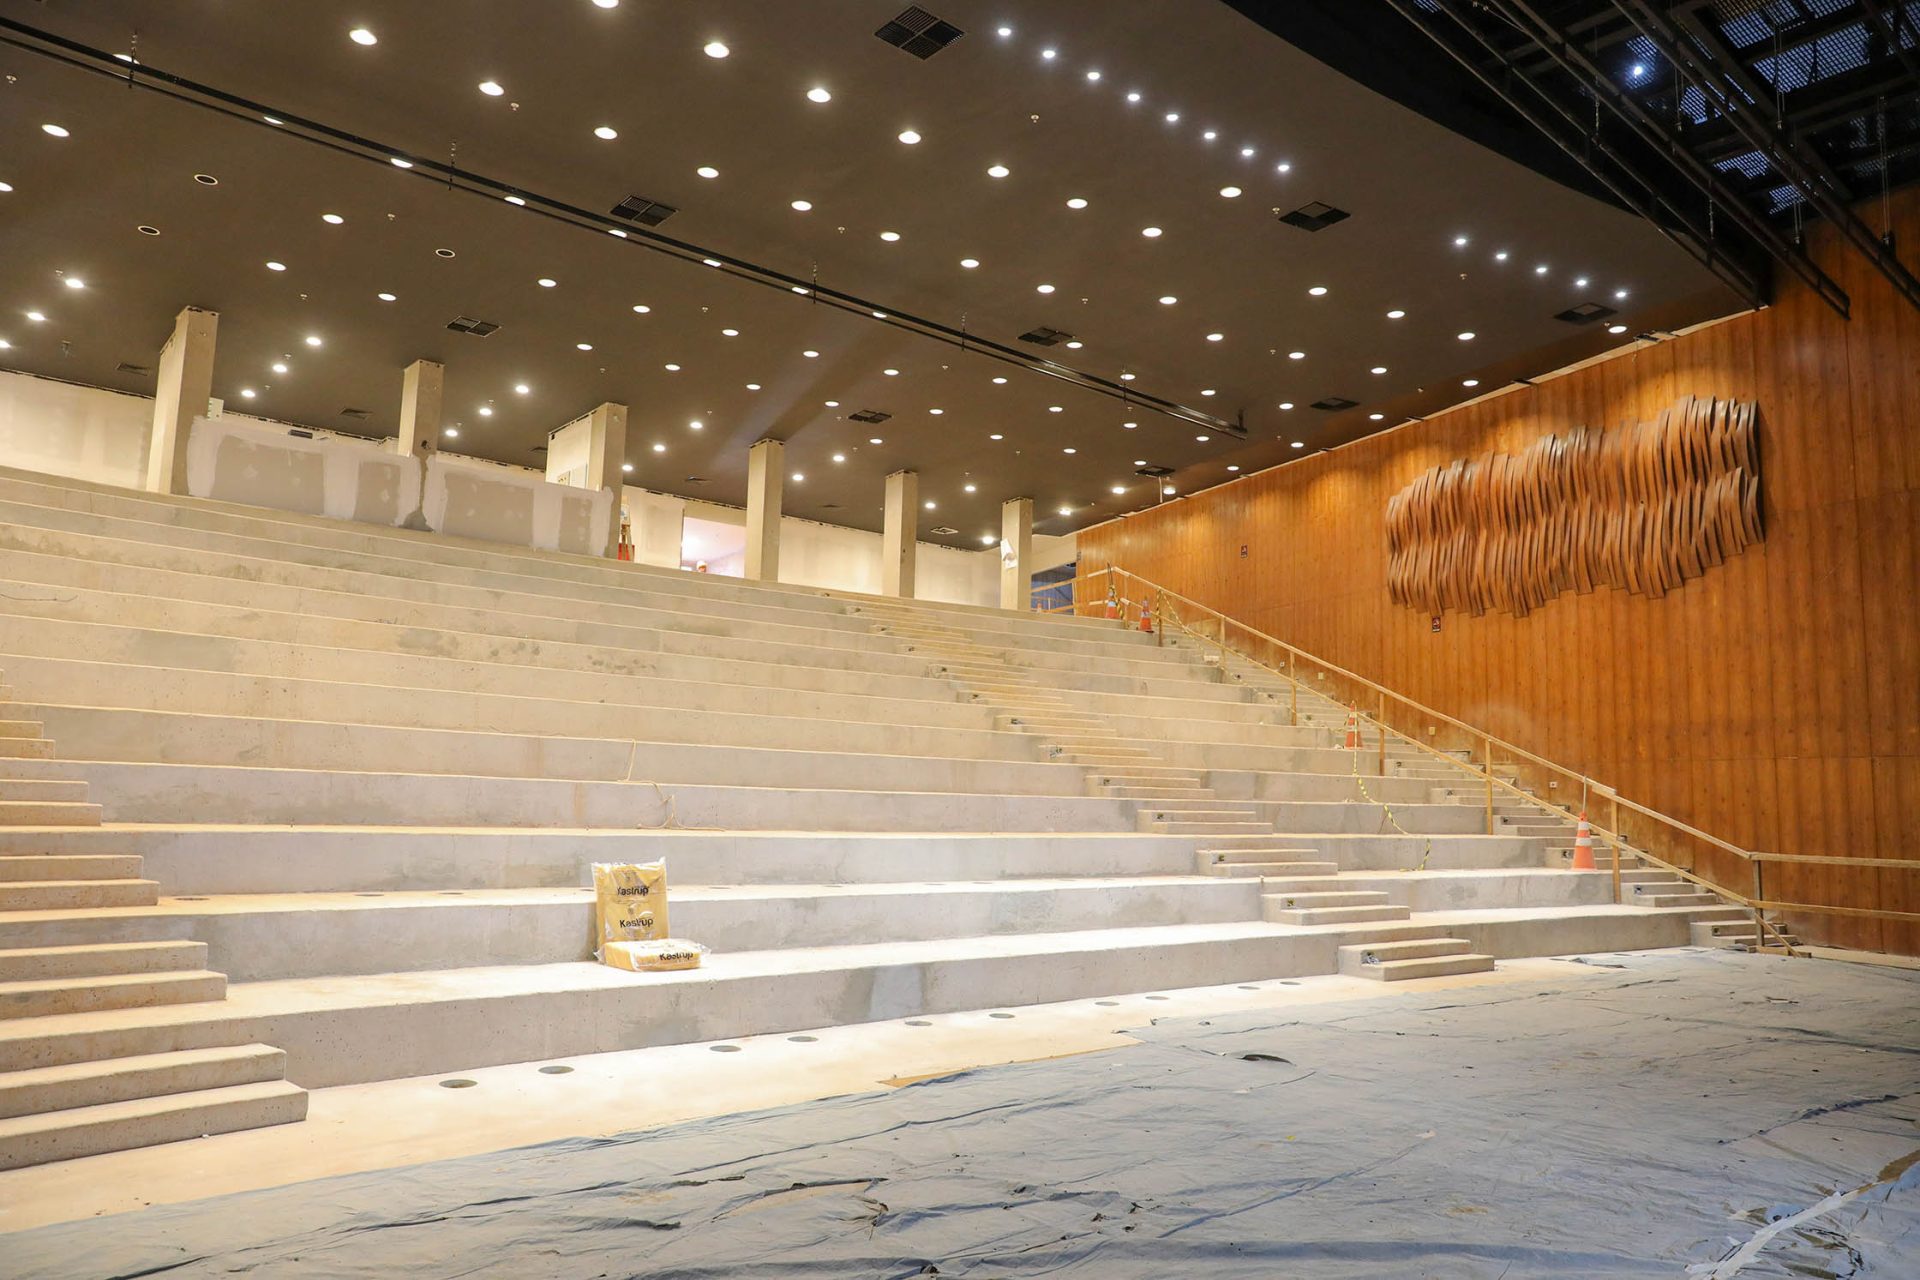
1310, 396, 1359, 411
876, 6, 964, 59
446, 316, 499, 336
1554, 301, 1619, 325
849, 409, 892, 424
1276, 201, 1351, 232
1018, 327, 1074, 347
610, 195, 678, 226
1134, 465, 1174, 478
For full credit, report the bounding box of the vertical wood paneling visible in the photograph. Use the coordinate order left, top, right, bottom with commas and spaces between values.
1079, 187, 1920, 954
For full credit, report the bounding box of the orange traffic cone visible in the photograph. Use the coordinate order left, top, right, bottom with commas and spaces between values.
1344, 709, 1358, 750
1105, 583, 1120, 619
1139, 602, 1154, 634
1570, 811, 1597, 870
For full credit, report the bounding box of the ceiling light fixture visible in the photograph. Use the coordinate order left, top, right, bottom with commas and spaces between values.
1308, 285, 1328, 296
1575, 277, 1590, 288
871, 437, 885, 444
1041, 47, 1057, 60
1454, 235, 1469, 247
444, 427, 459, 439
1065, 340, 1083, 349
989, 433, 1004, 441
704, 40, 729, 58
924, 500, 936, 510
663, 363, 680, 371
790, 199, 812, 211
1462, 378, 1480, 388
478, 81, 504, 96
1140, 226, 1162, 238
1288, 350, 1305, 360
806, 87, 832, 103
652, 442, 666, 453
791, 472, 805, 482
1195, 434, 1210, 442
377, 292, 396, 301
1227, 465, 1241, 472
746, 383, 761, 390
1159, 295, 1177, 305
1165, 112, 1180, 123
897, 129, 921, 145
537, 277, 557, 288
803, 349, 819, 358
1037, 283, 1055, 294
1386, 309, 1405, 319
1240, 146, 1255, 157
594, 125, 619, 140
478, 406, 493, 417
833, 453, 846, 463
1062, 448, 1075, 455
1086, 69, 1101, 81
304, 335, 322, 347
879, 230, 901, 241
271, 362, 288, 373
1220, 186, 1242, 198
987, 164, 1010, 178
1371, 366, 1387, 374
1615, 288, 1630, 300
1607, 324, 1629, 334
577, 342, 593, 350
26, 312, 46, 323
1048, 405, 1063, 413
1369, 413, 1385, 421
1534, 264, 1549, 275
697, 166, 719, 179
240, 388, 257, 399
1203, 130, 1218, 141
1206, 332, 1224, 342
1201, 389, 1217, 396
1276, 162, 1292, 173
1279, 402, 1294, 410
1457, 331, 1476, 341
997, 26, 1012, 37
721, 328, 739, 337
265, 261, 286, 272
991, 376, 1007, 384
1067, 197, 1088, 209
1291, 440, 1304, 448
960, 257, 980, 269
884, 368, 900, 376
349, 27, 377, 46
632, 304, 651, 313
321, 213, 344, 225
621, 461, 634, 472
1494, 250, 1509, 261
505, 195, 526, 205
42, 124, 70, 138
515, 383, 531, 394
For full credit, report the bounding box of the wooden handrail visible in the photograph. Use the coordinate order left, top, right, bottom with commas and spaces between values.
1079, 563, 1911, 939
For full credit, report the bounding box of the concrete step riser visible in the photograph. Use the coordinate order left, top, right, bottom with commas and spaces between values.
0, 855, 144, 882
0, 1080, 308, 1171
0, 880, 161, 911
0, 1042, 286, 1120
0, 970, 227, 1020
0, 941, 209, 983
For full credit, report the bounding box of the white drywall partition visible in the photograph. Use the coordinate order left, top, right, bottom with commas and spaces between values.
0, 369, 152, 488
184, 416, 420, 526
424, 453, 613, 555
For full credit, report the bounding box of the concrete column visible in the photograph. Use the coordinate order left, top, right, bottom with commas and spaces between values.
583, 402, 629, 557
393, 359, 445, 459
999, 496, 1034, 611
145, 306, 218, 494
745, 438, 784, 581
882, 469, 918, 598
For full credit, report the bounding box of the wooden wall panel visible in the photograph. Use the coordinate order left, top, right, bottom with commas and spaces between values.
1079, 187, 1920, 954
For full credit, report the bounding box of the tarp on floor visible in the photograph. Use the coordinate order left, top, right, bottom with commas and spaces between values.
9, 949, 1919, 1278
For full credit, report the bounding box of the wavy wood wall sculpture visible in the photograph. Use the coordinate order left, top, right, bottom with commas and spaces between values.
1386, 395, 1762, 618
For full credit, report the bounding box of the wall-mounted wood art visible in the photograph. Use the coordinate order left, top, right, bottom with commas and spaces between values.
1386, 395, 1761, 617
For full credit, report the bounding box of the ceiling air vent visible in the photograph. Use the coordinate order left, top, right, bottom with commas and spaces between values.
931, 525, 958, 536
446, 316, 499, 336
1135, 465, 1175, 478
849, 409, 892, 424
610, 195, 678, 226
115, 362, 152, 376
339, 408, 371, 420
1018, 327, 1075, 347
1554, 301, 1619, 326
683, 476, 712, 485
1275, 201, 1350, 232
876, 6, 964, 59
1310, 396, 1359, 411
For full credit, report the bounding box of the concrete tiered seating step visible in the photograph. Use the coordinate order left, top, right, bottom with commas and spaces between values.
0, 462, 1747, 1169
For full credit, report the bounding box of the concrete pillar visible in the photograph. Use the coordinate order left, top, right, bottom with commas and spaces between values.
882, 469, 918, 597
583, 402, 629, 557
745, 438, 784, 581
145, 306, 218, 494
393, 359, 445, 459
999, 496, 1034, 611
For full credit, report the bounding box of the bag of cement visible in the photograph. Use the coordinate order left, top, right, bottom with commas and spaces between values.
603, 939, 708, 973
591, 860, 668, 959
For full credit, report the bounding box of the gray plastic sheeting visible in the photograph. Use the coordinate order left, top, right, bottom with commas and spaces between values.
9, 949, 1918, 1278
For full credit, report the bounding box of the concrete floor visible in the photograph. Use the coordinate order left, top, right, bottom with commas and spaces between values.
0, 956, 1591, 1234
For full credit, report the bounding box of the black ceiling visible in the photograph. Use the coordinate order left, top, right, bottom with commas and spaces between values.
0, 0, 1739, 546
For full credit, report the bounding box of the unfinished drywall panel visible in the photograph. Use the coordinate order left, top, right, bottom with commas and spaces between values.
544, 416, 590, 486
424, 453, 613, 555
624, 487, 686, 569
184, 416, 419, 526
0, 369, 151, 489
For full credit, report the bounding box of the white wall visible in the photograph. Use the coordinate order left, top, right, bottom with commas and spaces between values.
0, 367, 1068, 606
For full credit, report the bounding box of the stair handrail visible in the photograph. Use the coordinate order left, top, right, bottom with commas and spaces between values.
1083, 564, 1913, 949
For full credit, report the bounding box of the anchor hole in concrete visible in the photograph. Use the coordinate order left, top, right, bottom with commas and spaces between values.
538, 1065, 574, 1075
439, 1078, 477, 1089
711, 1044, 743, 1053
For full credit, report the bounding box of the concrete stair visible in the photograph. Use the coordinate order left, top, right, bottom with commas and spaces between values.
1337, 936, 1495, 981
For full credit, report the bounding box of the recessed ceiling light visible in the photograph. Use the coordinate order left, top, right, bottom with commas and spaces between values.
663, 363, 680, 372
63, 275, 87, 288
1219, 186, 1242, 198
991, 376, 1007, 384
791, 286, 810, 295
721, 328, 739, 337
1290, 440, 1304, 448
377, 292, 397, 301
576, 342, 593, 351
537, 277, 557, 288
349, 27, 377, 45
1279, 402, 1294, 410
1123, 421, 1137, 429
652, 442, 666, 452
1276, 161, 1292, 173
1066, 197, 1088, 209
1165, 112, 1180, 124
1206, 332, 1224, 342
960, 257, 980, 269
1159, 295, 1177, 305
790, 199, 812, 211
1203, 130, 1218, 141
746, 382, 761, 390
1227, 465, 1241, 472
478, 81, 504, 96
1065, 340, 1083, 349
594, 125, 619, 140
833, 453, 846, 463
806, 86, 831, 103
1386, 309, 1406, 319
1240, 146, 1255, 158
697, 166, 720, 179
1371, 366, 1387, 374
320, 213, 345, 225
239, 387, 257, 399
1608, 324, 1629, 334
1288, 351, 1305, 360
478, 406, 494, 417
963, 482, 976, 491
1036, 283, 1055, 294
1121, 373, 1137, 381
1063, 448, 1076, 455
802, 349, 819, 358
1575, 277, 1590, 288
271, 362, 288, 373
505, 195, 526, 205
1201, 389, 1217, 396
1163, 485, 1177, 495
1127, 91, 1142, 103
924, 500, 936, 510
263, 260, 287, 273
883, 368, 900, 376
987, 164, 1010, 178
1457, 331, 1476, 341
262, 116, 282, 125
703, 258, 722, 267
1454, 235, 1469, 247
594, 0, 619, 8
1140, 226, 1162, 238
42, 124, 70, 138
981, 533, 996, 544
621, 461, 634, 472
879, 230, 901, 242
1086, 69, 1102, 81
704, 40, 729, 58
515, 383, 531, 394
632, 304, 651, 314
871, 437, 885, 444
1369, 413, 1384, 421
1615, 288, 1630, 299
26, 311, 46, 322
1307, 285, 1328, 297
435, 248, 456, 257
444, 427, 459, 439
1041, 48, 1057, 60
606, 227, 626, 238
304, 335, 322, 347
824, 400, 840, 408
390, 157, 413, 168
897, 129, 921, 145
1048, 405, 1063, 413
0, 183, 13, 193
1535, 264, 1549, 275
790, 472, 805, 482
1462, 379, 1480, 387
1110, 485, 1126, 495
1494, 250, 1509, 261
873, 311, 888, 319
989, 433, 1004, 441
997, 26, 1012, 37
1195, 434, 1210, 442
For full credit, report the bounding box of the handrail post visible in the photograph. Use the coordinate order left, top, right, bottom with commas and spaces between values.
1752, 859, 1766, 951
1483, 733, 1495, 835
1609, 827, 1621, 905
1288, 650, 1298, 726
1376, 691, 1387, 777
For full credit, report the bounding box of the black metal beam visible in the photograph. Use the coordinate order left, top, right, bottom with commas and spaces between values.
1615, 0, 1920, 313
1378, 0, 1768, 309
1472, 0, 1853, 316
